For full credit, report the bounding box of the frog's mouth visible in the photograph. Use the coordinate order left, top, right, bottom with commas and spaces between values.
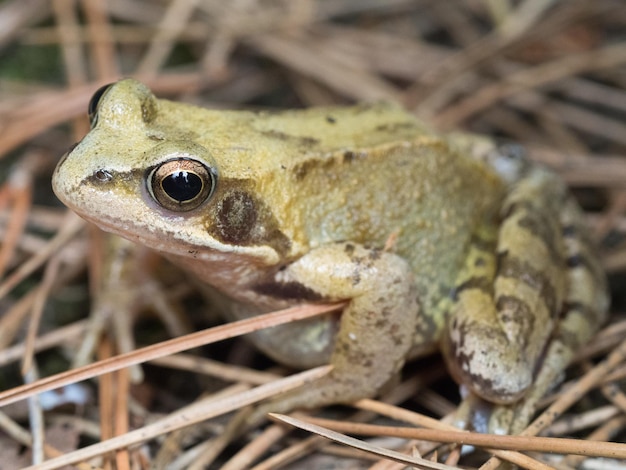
54, 183, 280, 272
52, 147, 282, 268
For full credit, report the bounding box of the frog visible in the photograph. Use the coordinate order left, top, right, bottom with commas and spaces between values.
52, 78, 609, 433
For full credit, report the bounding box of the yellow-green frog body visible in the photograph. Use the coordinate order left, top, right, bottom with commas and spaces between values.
53, 79, 608, 427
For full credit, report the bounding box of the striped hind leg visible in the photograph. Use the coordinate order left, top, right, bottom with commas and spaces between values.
444, 166, 608, 433
496, 195, 609, 434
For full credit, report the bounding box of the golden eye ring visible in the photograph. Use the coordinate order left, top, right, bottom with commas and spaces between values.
148, 158, 216, 212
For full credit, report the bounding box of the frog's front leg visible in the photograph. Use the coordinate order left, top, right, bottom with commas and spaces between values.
249, 242, 421, 418
444, 166, 608, 431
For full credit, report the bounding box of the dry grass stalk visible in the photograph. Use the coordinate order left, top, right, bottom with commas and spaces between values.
0, 1, 624, 468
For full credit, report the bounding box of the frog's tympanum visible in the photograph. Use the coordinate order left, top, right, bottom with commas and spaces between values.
53, 79, 608, 432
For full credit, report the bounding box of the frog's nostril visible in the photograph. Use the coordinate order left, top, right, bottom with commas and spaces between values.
94, 169, 113, 182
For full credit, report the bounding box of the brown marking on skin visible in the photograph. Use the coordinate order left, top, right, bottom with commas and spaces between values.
389, 322, 405, 347
254, 280, 323, 301
325, 115, 336, 124
375, 318, 389, 329
453, 276, 493, 301
501, 200, 531, 221
560, 206, 606, 290
343, 150, 356, 163
358, 352, 376, 368
561, 301, 602, 325
570, 220, 597, 249
448, 320, 523, 402
292, 156, 336, 180
502, 199, 563, 265
517, 213, 562, 264
565, 252, 604, 295
206, 186, 292, 255
566, 254, 584, 268
470, 232, 495, 252
374, 121, 418, 133
215, 191, 257, 244
344, 247, 384, 286
261, 129, 320, 147
562, 224, 578, 238
496, 253, 559, 316
448, 322, 475, 378
361, 358, 373, 368
294, 148, 370, 180
467, 371, 503, 401
474, 257, 486, 267
336, 336, 371, 365
556, 325, 587, 350
140, 95, 158, 123
495, 295, 535, 348
580, 248, 606, 291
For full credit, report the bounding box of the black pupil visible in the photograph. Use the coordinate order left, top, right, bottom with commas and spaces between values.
162, 171, 203, 202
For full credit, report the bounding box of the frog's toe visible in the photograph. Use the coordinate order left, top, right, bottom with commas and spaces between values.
456, 393, 516, 434
445, 321, 535, 404
246, 369, 384, 428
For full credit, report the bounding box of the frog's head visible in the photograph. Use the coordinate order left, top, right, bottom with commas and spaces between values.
52, 79, 290, 267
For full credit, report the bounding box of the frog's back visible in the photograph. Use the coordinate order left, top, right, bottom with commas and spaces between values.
248, 102, 432, 152
230, 104, 508, 314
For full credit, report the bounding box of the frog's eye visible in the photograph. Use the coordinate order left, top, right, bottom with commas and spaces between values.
148, 158, 216, 212
88, 83, 114, 127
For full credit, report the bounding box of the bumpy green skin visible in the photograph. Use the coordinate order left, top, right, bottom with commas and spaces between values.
52, 79, 608, 429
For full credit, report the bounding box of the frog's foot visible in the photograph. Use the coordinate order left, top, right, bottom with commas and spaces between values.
244, 368, 398, 430
456, 339, 573, 434
453, 391, 487, 432
241, 242, 426, 428
486, 325, 594, 435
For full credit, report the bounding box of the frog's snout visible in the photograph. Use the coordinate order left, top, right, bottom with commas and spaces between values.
52, 145, 80, 205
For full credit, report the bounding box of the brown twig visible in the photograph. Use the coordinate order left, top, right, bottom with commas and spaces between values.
0, 303, 341, 408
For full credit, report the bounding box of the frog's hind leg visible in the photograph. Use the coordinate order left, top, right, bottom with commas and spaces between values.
500, 195, 609, 434
444, 166, 608, 433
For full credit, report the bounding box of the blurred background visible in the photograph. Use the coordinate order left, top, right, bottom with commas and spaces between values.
0, 1, 625, 468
